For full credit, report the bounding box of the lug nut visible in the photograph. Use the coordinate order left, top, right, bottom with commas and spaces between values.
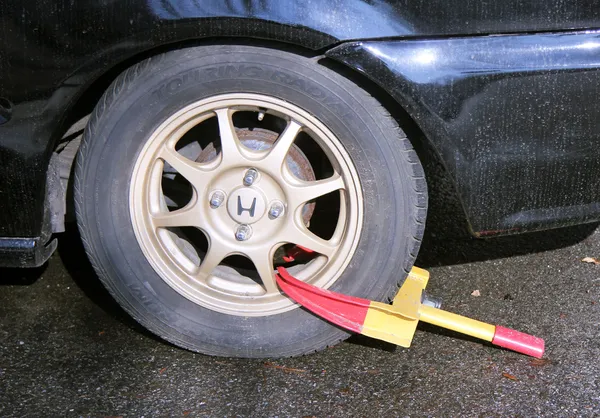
235, 224, 252, 241
268, 201, 285, 219
209, 190, 225, 208
243, 168, 259, 186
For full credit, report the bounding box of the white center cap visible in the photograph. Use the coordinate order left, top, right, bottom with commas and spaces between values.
227, 187, 266, 224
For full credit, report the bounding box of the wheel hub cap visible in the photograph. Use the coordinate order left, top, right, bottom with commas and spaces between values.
226, 186, 267, 224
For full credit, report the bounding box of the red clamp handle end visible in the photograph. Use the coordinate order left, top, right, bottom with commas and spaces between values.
492, 325, 545, 358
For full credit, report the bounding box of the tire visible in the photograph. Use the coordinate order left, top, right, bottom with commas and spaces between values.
74, 45, 427, 358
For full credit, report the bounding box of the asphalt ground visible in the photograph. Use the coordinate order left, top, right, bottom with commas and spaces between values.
1, 221, 600, 417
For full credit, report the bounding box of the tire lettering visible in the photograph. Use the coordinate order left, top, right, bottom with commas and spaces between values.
204, 67, 218, 78
151, 65, 342, 113
306, 86, 325, 99
270, 70, 291, 84
241, 66, 262, 77
219, 65, 239, 77
166, 78, 182, 93
289, 78, 306, 91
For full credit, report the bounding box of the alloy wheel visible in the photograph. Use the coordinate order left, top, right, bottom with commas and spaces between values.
129, 93, 363, 316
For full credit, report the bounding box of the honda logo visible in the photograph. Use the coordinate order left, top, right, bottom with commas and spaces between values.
237, 196, 257, 217
227, 188, 266, 223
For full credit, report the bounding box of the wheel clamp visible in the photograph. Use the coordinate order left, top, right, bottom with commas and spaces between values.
276, 266, 545, 358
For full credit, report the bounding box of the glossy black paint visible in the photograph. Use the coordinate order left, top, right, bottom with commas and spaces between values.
2, 0, 600, 265
328, 31, 600, 234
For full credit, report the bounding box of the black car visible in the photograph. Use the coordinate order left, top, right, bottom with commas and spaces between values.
2, 1, 600, 358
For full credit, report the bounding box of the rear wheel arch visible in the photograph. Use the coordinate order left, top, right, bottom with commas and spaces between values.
57, 38, 327, 133
56, 38, 471, 247
53, 39, 329, 222
316, 56, 473, 239
57, 40, 470, 244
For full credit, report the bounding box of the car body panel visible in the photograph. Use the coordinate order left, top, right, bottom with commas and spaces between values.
327, 31, 600, 234
1, 0, 600, 265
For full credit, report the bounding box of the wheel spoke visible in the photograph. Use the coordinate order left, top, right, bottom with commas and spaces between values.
161, 177, 196, 208
161, 146, 202, 185
195, 244, 228, 281
151, 205, 199, 228
248, 250, 278, 294
264, 120, 302, 168
215, 108, 244, 165
161, 145, 218, 195
149, 160, 166, 213
289, 174, 345, 210
285, 224, 336, 257
329, 192, 347, 244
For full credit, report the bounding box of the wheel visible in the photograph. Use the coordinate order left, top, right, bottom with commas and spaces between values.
74, 45, 426, 357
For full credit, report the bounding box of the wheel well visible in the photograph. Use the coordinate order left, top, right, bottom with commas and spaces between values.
63, 38, 320, 127
317, 58, 470, 239
58, 39, 470, 238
